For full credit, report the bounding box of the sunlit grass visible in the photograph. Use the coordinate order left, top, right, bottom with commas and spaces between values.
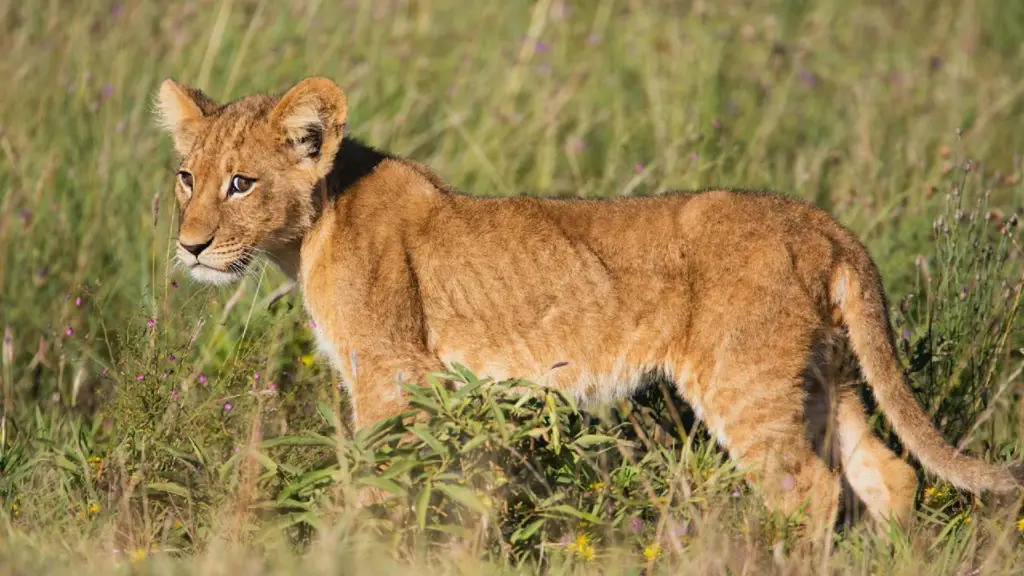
1, 0, 1023, 574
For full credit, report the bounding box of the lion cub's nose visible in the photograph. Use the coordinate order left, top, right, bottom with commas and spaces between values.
180, 238, 213, 257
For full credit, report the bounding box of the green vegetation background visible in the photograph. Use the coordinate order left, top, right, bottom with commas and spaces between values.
1, 1, 1022, 574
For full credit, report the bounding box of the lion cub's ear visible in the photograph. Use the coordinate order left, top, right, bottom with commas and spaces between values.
270, 77, 349, 179
154, 79, 218, 156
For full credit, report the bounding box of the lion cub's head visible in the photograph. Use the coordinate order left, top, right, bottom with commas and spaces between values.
154, 77, 348, 285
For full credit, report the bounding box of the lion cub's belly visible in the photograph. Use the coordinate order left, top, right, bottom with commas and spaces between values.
435, 345, 656, 406
424, 277, 690, 407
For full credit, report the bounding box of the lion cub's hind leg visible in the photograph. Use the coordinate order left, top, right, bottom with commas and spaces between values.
804, 329, 918, 531
681, 350, 842, 545
835, 387, 918, 529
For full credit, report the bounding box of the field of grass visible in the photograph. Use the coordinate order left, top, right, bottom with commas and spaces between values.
1, 0, 1023, 573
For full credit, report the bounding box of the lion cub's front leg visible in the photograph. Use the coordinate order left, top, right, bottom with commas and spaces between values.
337, 348, 441, 508
316, 338, 441, 507
344, 348, 442, 430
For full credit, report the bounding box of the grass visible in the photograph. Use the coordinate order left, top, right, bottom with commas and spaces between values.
1, 0, 1023, 573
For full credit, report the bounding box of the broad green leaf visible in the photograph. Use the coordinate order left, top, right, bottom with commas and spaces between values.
436, 483, 490, 515
249, 450, 278, 474
545, 504, 601, 524
416, 481, 432, 530
356, 475, 405, 496
452, 378, 488, 399
261, 434, 336, 449
52, 454, 78, 472
571, 434, 618, 448
147, 481, 191, 499
459, 435, 488, 454
408, 425, 448, 457
277, 467, 339, 502
377, 457, 421, 480
316, 400, 337, 428
511, 518, 546, 543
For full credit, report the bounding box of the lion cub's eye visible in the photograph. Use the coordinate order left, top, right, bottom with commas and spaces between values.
178, 171, 194, 190
228, 175, 256, 196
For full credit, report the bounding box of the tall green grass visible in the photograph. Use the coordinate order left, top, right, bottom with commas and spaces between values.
1, 0, 1023, 573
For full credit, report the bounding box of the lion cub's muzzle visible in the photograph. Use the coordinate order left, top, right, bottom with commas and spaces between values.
175, 236, 252, 286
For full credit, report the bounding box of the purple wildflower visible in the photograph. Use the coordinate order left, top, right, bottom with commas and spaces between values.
101, 367, 109, 376
146, 318, 155, 328
550, 1, 571, 20
171, 281, 179, 289
268, 382, 278, 392
628, 517, 644, 535
136, 374, 145, 381
168, 353, 176, 362
712, 118, 722, 129
65, 326, 74, 337
309, 320, 317, 330
253, 373, 260, 381
731, 489, 741, 498
224, 402, 232, 412
566, 137, 585, 155
799, 70, 820, 88
75, 297, 82, 307
635, 163, 645, 173
18, 208, 32, 226
170, 389, 178, 402
690, 153, 699, 161
198, 374, 207, 384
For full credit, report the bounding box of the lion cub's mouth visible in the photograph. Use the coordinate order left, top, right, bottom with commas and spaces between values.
186, 254, 252, 286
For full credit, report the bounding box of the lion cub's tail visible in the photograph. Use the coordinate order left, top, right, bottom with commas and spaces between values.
831, 258, 1024, 494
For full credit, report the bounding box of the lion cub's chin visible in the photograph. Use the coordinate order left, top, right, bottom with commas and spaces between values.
188, 265, 244, 286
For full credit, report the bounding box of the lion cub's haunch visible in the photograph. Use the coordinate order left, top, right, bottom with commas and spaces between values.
155, 76, 1022, 534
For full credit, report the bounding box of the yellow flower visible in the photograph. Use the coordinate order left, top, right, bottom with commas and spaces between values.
923, 486, 935, 499
643, 543, 662, 561
963, 515, 972, 525
579, 543, 595, 562
87, 456, 101, 464
130, 549, 147, 563
567, 534, 595, 561
1015, 518, 1024, 533
88, 503, 100, 515
300, 354, 315, 367
173, 519, 183, 529
589, 481, 604, 491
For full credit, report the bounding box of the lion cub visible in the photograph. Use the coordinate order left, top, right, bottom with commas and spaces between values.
155, 76, 1022, 534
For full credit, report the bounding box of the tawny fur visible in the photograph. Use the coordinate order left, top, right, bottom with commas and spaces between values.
154, 76, 1023, 535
